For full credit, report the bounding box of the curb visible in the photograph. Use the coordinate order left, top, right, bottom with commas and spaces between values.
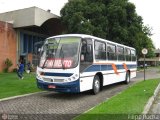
142, 82, 160, 114
0, 91, 46, 102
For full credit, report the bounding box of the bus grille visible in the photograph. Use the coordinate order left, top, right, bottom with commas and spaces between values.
43, 77, 64, 83
54, 79, 64, 82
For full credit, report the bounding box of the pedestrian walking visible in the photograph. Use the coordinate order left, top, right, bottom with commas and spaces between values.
17, 60, 24, 79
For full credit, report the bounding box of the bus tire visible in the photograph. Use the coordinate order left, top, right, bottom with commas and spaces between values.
124, 71, 130, 84
92, 75, 100, 95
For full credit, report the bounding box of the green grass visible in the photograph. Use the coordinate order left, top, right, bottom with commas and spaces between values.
74, 79, 160, 120
0, 72, 41, 99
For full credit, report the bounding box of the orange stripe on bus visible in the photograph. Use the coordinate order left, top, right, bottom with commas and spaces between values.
123, 63, 128, 71
111, 63, 119, 75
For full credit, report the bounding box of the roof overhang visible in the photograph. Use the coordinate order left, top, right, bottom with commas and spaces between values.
154, 49, 160, 54
0, 7, 59, 28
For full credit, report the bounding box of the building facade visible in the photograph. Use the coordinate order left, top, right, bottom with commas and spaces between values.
0, 21, 17, 72
138, 49, 160, 67
0, 7, 63, 72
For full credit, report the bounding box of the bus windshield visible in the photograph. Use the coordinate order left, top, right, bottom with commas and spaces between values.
39, 37, 81, 69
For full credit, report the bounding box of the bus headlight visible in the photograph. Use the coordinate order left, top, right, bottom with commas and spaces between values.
69, 74, 79, 82
75, 74, 78, 77
37, 74, 42, 80
65, 74, 79, 82
72, 76, 76, 80
68, 78, 71, 81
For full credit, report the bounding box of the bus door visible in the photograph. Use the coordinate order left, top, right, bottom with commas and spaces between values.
80, 39, 93, 72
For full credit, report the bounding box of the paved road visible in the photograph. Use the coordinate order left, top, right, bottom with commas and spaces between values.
134, 68, 160, 81
0, 68, 159, 120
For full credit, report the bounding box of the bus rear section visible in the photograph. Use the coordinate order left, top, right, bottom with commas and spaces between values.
78, 35, 137, 94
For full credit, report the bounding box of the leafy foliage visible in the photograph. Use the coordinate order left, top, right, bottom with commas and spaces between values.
61, 0, 155, 58
3, 58, 13, 73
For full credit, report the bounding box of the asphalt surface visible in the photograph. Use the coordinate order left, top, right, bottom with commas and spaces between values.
0, 68, 160, 120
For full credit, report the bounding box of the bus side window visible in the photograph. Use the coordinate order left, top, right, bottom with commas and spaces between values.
107, 43, 116, 60
125, 48, 131, 61
117, 46, 124, 61
131, 50, 136, 61
81, 39, 93, 62
95, 40, 106, 60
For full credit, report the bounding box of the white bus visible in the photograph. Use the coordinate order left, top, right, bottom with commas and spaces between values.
36, 34, 137, 94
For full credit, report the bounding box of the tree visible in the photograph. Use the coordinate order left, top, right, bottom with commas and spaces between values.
60, 0, 155, 58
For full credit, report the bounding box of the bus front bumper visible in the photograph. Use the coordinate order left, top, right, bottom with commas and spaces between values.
37, 79, 80, 93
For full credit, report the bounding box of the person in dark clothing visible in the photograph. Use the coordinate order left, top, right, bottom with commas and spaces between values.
17, 60, 24, 79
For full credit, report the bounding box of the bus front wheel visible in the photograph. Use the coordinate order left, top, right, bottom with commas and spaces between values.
92, 75, 100, 95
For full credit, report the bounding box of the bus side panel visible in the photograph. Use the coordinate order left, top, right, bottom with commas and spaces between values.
79, 72, 95, 92
103, 71, 126, 86
103, 74, 116, 86
130, 69, 137, 79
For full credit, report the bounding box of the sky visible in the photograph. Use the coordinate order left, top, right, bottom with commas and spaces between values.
0, 0, 159, 48
129, 0, 160, 49
0, 0, 68, 16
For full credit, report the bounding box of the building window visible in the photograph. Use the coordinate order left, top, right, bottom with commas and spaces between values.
23, 34, 28, 53
20, 32, 45, 54
28, 35, 32, 53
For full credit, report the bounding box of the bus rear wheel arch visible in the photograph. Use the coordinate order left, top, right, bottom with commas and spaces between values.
124, 70, 130, 84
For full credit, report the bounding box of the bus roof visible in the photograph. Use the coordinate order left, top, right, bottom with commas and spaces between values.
47, 34, 135, 50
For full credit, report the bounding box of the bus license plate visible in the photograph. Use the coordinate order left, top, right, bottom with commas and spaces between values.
48, 85, 56, 89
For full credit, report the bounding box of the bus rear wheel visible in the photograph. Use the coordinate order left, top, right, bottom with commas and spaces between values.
124, 71, 130, 84
92, 75, 100, 95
